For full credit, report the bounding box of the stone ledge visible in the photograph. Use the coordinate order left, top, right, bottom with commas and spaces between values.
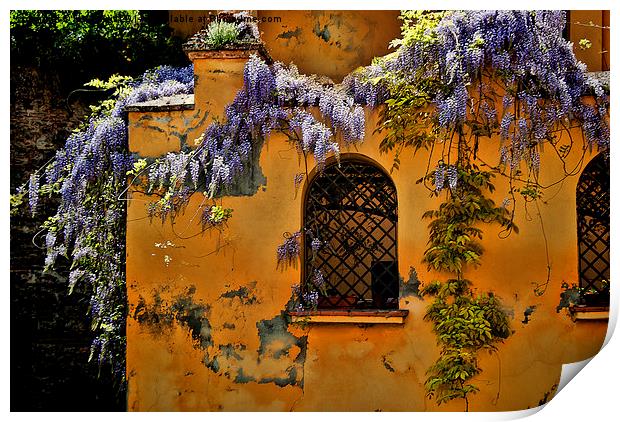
287, 309, 409, 324
126, 93, 195, 112
185, 43, 273, 64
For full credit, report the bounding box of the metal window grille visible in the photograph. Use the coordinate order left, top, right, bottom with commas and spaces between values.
577, 153, 610, 299
303, 158, 398, 309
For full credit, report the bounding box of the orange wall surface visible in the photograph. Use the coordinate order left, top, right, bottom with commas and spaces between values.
256, 10, 401, 82
125, 45, 609, 411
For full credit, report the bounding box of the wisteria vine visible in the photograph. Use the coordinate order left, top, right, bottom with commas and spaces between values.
346, 10, 609, 185
17, 64, 194, 382
340, 10, 610, 408
145, 54, 367, 225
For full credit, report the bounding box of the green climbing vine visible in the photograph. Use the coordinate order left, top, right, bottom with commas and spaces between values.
419, 164, 512, 409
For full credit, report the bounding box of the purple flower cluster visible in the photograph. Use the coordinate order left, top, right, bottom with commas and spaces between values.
434, 163, 446, 191
28, 173, 39, 215
446, 165, 458, 189
234, 11, 261, 41
342, 64, 389, 107
274, 61, 367, 143
289, 109, 339, 170
310, 237, 323, 252
434, 163, 458, 191
276, 231, 301, 268
312, 269, 325, 289
294, 173, 305, 189
349, 10, 609, 171
151, 64, 195, 87
149, 54, 369, 211
303, 291, 319, 308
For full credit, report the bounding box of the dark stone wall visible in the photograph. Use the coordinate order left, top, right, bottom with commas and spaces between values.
10, 65, 125, 411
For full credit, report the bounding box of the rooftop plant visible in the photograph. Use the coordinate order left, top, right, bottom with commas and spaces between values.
203, 21, 240, 49
183, 11, 262, 50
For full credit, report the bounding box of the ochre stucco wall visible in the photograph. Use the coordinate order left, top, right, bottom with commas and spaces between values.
125, 44, 609, 411
256, 10, 401, 82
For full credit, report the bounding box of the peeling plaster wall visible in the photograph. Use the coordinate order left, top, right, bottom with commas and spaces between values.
126, 49, 608, 413
257, 10, 401, 82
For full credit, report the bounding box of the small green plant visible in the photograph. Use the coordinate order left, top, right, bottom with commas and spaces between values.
557, 279, 610, 311
205, 20, 240, 49
206, 205, 233, 225
579, 38, 593, 50
422, 279, 510, 407
581, 279, 610, 296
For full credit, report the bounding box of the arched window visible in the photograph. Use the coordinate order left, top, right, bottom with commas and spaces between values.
576, 153, 610, 305
303, 156, 398, 310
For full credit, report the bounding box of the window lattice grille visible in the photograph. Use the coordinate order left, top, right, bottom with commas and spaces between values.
577, 153, 610, 298
303, 158, 399, 309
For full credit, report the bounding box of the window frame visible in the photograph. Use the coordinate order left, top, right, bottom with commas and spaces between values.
298, 154, 403, 315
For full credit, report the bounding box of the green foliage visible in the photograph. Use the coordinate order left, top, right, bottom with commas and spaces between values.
579, 38, 592, 50
206, 205, 233, 225
420, 166, 513, 410
127, 159, 148, 177
376, 14, 519, 405
422, 165, 516, 273
84, 74, 135, 117
375, 80, 440, 172
10, 191, 26, 216
422, 280, 511, 407
10, 10, 186, 88
391, 10, 447, 48
204, 20, 241, 49
370, 11, 596, 408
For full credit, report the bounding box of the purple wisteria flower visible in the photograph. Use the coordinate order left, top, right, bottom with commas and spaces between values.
28, 173, 39, 215
277, 231, 301, 268
294, 173, 305, 189
312, 269, 325, 289
446, 165, 458, 189
21, 62, 197, 382
434, 163, 446, 191
310, 237, 323, 253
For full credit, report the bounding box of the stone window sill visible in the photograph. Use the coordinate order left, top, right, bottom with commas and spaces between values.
287, 309, 408, 324
569, 305, 609, 321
